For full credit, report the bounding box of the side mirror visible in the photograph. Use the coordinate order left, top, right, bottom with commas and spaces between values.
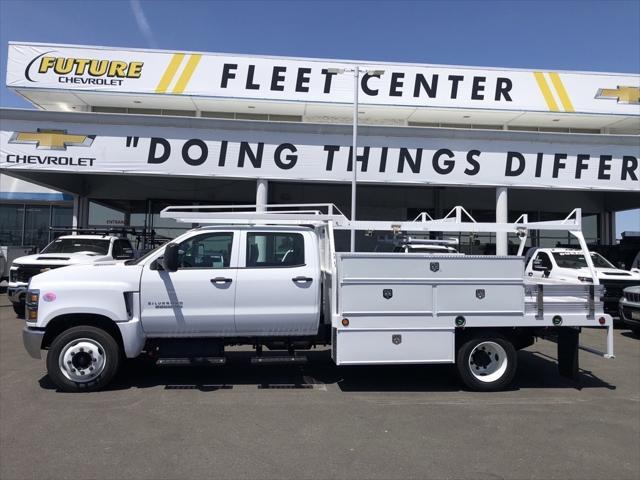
162, 243, 180, 272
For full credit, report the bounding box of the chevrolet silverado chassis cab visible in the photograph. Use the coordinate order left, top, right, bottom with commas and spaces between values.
22, 205, 614, 392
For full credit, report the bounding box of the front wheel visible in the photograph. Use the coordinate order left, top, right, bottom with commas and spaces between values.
46, 326, 121, 392
456, 334, 517, 391
12, 302, 25, 318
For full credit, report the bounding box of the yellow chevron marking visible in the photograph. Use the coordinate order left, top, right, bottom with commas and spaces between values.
155, 53, 185, 93
549, 72, 575, 112
172, 54, 202, 94
533, 72, 559, 112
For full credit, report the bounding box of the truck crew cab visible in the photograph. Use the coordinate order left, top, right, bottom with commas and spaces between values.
8, 232, 136, 317
22, 205, 614, 393
524, 248, 640, 315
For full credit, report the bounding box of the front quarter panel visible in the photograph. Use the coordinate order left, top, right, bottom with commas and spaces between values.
28, 264, 143, 327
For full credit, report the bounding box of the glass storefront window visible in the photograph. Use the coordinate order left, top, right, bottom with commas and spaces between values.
24, 205, 50, 248
51, 205, 73, 238
0, 204, 25, 246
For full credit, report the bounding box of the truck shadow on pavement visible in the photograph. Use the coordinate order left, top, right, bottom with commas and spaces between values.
37, 348, 616, 393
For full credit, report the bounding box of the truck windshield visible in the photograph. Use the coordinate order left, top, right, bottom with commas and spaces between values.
125, 241, 169, 265
41, 238, 110, 255
552, 252, 615, 269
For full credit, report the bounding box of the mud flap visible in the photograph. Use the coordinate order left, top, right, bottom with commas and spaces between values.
557, 328, 579, 379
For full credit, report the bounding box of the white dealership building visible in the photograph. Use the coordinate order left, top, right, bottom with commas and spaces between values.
1, 42, 639, 253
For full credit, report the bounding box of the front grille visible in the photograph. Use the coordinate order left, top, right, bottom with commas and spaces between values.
14, 264, 66, 283
622, 306, 640, 321
624, 291, 640, 303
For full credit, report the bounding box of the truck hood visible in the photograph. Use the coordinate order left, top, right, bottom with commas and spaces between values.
13, 252, 111, 265
29, 263, 143, 291
574, 267, 640, 280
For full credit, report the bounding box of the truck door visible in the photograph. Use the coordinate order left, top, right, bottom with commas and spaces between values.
234, 230, 320, 336
140, 231, 238, 336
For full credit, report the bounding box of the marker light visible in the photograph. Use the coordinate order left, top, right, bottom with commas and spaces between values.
598, 317, 606, 325
341, 318, 350, 327
552, 315, 563, 326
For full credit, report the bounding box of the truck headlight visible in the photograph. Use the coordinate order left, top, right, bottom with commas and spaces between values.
26, 289, 39, 322
9, 266, 18, 283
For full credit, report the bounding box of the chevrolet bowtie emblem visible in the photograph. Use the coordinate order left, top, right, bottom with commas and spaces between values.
9, 129, 95, 150
595, 86, 640, 105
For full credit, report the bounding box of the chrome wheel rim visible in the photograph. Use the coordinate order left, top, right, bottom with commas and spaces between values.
58, 338, 106, 383
468, 341, 507, 383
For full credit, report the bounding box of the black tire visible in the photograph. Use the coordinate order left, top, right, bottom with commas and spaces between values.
12, 302, 25, 318
456, 333, 517, 392
46, 325, 121, 392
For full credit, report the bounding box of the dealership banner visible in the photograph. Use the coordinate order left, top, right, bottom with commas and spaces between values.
6, 43, 640, 115
1, 112, 638, 191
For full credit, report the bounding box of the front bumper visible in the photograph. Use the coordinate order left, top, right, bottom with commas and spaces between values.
7, 283, 28, 304
22, 327, 45, 359
619, 299, 640, 329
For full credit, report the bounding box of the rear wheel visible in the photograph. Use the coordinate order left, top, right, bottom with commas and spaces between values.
456, 333, 517, 391
46, 326, 121, 392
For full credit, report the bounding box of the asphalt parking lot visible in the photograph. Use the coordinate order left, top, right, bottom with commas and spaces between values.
0, 296, 638, 480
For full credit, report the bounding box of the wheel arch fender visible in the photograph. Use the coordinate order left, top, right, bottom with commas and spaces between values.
42, 313, 124, 351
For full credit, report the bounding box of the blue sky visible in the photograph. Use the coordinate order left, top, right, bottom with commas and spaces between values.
0, 0, 638, 234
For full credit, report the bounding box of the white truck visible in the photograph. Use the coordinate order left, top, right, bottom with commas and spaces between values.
8, 232, 136, 317
524, 247, 640, 316
22, 205, 614, 392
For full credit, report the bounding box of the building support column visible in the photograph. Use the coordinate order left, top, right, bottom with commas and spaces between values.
256, 179, 268, 212
72, 195, 89, 231
599, 211, 615, 245
496, 187, 508, 255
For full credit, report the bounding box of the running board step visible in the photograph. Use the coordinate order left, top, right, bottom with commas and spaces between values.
250, 356, 307, 365
156, 357, 226, 366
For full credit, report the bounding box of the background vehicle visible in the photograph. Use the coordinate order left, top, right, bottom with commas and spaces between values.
22, 205, 613, 393
524, 248, 640, 316
619, 286, 640, 334
0, 246, 34, 294
8, 232, 135, 317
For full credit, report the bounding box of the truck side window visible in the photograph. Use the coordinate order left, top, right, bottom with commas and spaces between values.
246, 232, 305, 268
177, 233, 233, 269
532, 252, 553, 271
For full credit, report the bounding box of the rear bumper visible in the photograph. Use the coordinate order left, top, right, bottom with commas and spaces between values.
22, 327, 45, 359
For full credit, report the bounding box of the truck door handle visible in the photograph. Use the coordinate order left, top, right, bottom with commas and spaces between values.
211, 277, 232, 284
292, 276, 313, 283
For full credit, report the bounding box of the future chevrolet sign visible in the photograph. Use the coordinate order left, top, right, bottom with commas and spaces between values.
6, 42, 640, 115
1, 110, 638, 191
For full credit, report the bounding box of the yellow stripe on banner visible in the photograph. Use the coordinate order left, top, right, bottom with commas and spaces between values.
533, 72, 559, 112
549, 72, 575, 112
155, 53, 185, 93
172, 54, 202, 94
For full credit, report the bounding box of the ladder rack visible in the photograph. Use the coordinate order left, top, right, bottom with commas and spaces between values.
160, 204, 583, 234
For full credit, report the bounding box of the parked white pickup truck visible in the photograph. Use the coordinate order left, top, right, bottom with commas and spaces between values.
524, 248, 640, 315
8, 233, 136, 317
22, 205, 614, 393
